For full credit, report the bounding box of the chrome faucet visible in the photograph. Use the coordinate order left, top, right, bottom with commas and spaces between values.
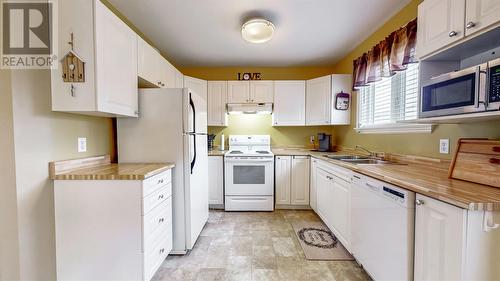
355, 145, 377, 157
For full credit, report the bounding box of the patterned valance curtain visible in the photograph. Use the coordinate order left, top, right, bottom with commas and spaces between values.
353, 19, 418, 89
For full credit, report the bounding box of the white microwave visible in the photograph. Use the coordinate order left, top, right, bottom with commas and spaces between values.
419, 58, 500, 118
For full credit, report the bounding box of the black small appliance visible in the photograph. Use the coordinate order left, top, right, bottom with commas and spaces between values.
317, 133, 331, 152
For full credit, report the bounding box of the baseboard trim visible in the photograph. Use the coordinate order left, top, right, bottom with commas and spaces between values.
275, 204, 312, 210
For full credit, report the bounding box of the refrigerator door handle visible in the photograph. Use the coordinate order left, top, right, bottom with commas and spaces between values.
190, 135, 196, 174
189, 93, 197, 174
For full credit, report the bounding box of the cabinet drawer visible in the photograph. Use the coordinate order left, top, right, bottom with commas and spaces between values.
144, 220, 172, 255
143, 170, 171, 197
317, 159, 352, 182
143, 184, 172, 215
144, 232, 172, 281
143, 198, 172, 243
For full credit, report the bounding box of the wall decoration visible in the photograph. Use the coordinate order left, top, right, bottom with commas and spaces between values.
335, 92, 350, 110
237, 72, 262, 80
61, 50, 85, 82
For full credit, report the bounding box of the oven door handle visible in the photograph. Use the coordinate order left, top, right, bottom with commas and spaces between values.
225, 158, 274, 163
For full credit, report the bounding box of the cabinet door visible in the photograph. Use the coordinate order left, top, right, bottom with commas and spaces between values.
306, 75, 332, 125
330, 75, 352, 125
227, 81, 250, 103
310, 158, 318, 211
316, 168, 334, 227
465, 0, 500, 36
273, 81, 306, 126
330, 176, 350, 247
137, 36, 161, 87
414, 194, 467, 281
250, 81, 274, 103
162, 59, 177, 88
275, 156, 292, 205
184, 76, 208, 104
94, 0, 138, 117
291, 156, 310, 205
208, 156, 224, 205
207, 81, 228, 126
416, 0, 466, 59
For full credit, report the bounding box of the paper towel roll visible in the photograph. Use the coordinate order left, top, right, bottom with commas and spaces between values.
220, 134, 225, 151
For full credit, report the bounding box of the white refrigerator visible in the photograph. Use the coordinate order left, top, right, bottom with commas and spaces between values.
117, 88, 209, 254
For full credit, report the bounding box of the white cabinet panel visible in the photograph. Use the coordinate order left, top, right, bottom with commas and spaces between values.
208, 156, 224, 205
227, 81, 250, 103
162, 60, 177, 88
310, 158, 318, 211
273, 81, 306, 126
207, 81, 228, 126
184, 76, 208, 104
175, 69, 184, 88
465, 0, 500, 36
414, 194, 467, 281
250, 81, 274, 103
275, 156, 292, 205
416, 0, 466, 59
306, 75, 332, 125
291, 156, 310, 205
94, 0, 138, 117
137, 36, 161, 87
330, 75, 352, 125
330, 176, 350, 246
316, 167, 335, 227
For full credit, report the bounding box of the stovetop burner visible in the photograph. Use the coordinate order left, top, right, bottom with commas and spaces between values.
256, 151, 270, 154
229, 151, 243, 154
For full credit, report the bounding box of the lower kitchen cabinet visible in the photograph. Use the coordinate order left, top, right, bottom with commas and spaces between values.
309, 158, 318, 211
53, 169, 173, 281
414, 194, 500, 281
275, 155, 310, 207
315, 160, 351, 251
208, 156, 224, 206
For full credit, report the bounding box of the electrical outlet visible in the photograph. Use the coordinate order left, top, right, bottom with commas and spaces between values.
439, 139, 449, 154
78, 137, 87, 153
310, 135, 315, 144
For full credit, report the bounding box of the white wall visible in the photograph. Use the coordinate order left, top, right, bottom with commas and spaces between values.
0, 70, 21, 281
4, 70, 113, 280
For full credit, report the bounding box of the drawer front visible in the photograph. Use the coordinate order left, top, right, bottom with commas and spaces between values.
143, 170, 172, 197
317, 159, 352, 182
452, 152, 500, 188
143, 198, 172, 245
144, 220, 172, 255
144, 232, 172, 281
143, 184, 172, 215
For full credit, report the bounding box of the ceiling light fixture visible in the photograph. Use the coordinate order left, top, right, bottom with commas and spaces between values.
241, 18, 275, 44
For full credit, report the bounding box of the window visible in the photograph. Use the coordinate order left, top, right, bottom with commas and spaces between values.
356, 64, 432, 134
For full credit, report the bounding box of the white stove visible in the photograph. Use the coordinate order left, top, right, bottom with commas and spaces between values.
224, 135, 274, 211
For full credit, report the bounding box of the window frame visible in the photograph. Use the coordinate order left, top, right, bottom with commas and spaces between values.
354, 64, 433, 134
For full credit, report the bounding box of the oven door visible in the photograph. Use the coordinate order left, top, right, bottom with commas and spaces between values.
225, 157, 274, 196
487, 58, 500, 111
420, 66, 484, 118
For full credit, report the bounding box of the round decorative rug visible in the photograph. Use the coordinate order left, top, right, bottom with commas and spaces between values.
297, 227, 338, 249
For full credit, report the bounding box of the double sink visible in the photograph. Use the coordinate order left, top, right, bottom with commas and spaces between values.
323, 155, 400, 165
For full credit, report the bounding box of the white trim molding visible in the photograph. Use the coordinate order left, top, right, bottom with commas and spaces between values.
354, 123, 435, 134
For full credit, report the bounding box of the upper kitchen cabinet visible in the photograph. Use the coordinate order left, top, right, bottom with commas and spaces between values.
306, 75, 351, 126
175, 69, 184, 88
465, 0, 500, 36
250, 81, 274, 103
228, 81, 251, 103
52, 0, 138, 117
207, 81, 228, 126
417, 0, 465, 59
228, 81, 274, 103
184, 76, 208, 103
273, 81, 306, 126
138, 36, 180, 89
306, 75, 331, 125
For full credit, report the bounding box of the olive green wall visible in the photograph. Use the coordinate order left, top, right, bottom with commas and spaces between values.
331, 0, 500, 159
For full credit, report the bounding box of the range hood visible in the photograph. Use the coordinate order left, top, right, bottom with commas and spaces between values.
227, 103, 273, 115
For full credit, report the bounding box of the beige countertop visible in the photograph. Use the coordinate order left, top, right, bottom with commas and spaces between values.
49, 155, 175, 180
208, 150, 226, 156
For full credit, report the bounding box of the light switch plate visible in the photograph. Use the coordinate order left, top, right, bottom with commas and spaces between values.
78, 137, 87, 153
439, 139, 449, 154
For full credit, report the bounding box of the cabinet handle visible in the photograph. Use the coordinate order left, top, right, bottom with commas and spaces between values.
159, 217, 165, 223
353, 175, 361, 179
159, 248, 165, 254
416, 199, 425, 206
158, 179, 164, 184
493, 147, 500, 153
158, 194, 164, 199
448, 31, 458, 37
465, 22, 476, 29
489, 158, 500, 164
134, 111, 139, 116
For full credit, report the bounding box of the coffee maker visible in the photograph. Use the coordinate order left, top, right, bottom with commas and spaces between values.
317, 133, 331, 152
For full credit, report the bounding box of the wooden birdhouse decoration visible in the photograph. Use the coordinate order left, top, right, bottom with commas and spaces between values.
61, 50, 85, 83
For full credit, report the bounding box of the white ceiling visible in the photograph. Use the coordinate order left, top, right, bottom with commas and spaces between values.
108, 0, 412, 67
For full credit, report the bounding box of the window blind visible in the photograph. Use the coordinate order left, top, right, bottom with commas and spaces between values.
358, 63, 419, 128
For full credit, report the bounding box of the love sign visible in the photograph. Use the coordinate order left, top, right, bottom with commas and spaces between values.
237, 73, 262, 80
